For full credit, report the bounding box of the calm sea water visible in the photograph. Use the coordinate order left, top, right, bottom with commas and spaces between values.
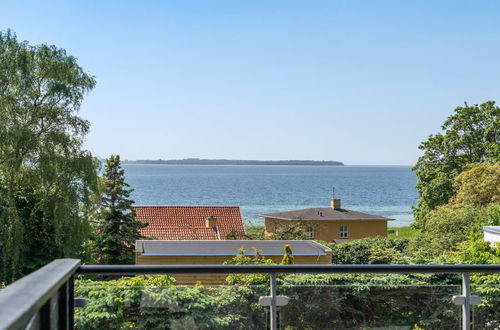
123, 165, 418, 228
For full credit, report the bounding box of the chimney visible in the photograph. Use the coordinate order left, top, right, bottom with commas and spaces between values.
330, 198, 341, 209
205, 216, 217, 228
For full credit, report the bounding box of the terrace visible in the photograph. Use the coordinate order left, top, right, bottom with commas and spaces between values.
1, 260, 500, 329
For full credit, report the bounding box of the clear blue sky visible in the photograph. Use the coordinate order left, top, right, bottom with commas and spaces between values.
2, 1, 499, 165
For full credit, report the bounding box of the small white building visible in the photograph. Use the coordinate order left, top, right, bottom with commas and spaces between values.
483, 226, 500, 246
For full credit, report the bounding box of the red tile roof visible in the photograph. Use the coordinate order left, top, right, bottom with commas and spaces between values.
134, 206, 246, 240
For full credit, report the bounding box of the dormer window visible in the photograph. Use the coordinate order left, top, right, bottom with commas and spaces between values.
306, 226, 314, 239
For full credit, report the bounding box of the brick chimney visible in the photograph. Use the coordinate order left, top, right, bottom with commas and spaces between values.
330, 198, 341, 209
205, 216, 217, 228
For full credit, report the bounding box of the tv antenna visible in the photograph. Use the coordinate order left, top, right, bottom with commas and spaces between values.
332, 187, 335, 199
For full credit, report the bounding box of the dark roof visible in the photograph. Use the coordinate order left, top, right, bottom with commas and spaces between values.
261, 208, 392, 221
134, 206, 246, 240
136, 240, 331, 256
483, 226, 500, 235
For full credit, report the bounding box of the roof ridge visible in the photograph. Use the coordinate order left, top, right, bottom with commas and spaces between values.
260, 207, 391, 220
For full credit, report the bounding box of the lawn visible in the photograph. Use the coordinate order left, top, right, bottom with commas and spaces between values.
387, 226, 420, 239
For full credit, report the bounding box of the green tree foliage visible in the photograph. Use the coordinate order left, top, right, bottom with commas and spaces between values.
281, 272, 458, 329
224, 229, 250, 240
269, 222, 307, 240
454, 233, 500, 265
281, 244, 294, 264
224, 248, 274, 285
244, 225, 265, 240
413, 101, 500, 227
453, 234, 500, 327
452, 162, 500, 206
0, 30, 98, 283
409, 161, 500, 258
409, 203, 500, 258
92, 155, 146, 264
75, 272, 465, 330
328, 237, 409, 264
74, 276, 268, 330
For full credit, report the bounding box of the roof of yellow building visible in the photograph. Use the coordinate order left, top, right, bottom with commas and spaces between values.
261, 207, 393, 221
135, 240, 331, 256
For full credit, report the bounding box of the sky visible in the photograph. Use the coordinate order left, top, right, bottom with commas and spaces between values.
1, 1, 500, 165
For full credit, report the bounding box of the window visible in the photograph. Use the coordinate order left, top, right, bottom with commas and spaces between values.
340, 225, 348, 238
306, 226, 314, 239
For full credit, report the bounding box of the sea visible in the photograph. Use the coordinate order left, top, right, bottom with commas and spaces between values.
123, 165, 418, 228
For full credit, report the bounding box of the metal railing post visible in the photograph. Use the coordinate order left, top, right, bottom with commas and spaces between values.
462, 273, 471, 330
39, 299, 51, 329
68, 275, 75, 330
270, 272, 277, 330
58, 281, 69, 329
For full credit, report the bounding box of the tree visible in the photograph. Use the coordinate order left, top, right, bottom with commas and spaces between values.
92, 155, 146, 264
224, 248, 274, 285
224, 228, 251, 240
328, 237, 409, 264
452, 162, 500, 206
409, 203, 500, 257
413, 101, 500, 227
74, 275, 268, 330
269, 222, 308, 240
409, 161, 500, 258
0, 30, 98, 283
453, 234, 500, 328
454, 233, 499, 265
281, 244, 294, 264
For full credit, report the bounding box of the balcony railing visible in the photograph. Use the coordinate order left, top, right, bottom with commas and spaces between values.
1, 260, 500, 330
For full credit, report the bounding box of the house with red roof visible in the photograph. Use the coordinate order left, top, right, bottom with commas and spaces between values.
134, 206, 247, 240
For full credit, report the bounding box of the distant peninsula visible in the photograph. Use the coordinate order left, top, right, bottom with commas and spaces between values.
122, 158, 344, 166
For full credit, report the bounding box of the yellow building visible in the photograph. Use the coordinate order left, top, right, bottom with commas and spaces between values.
136, 240, 332, 285
262, 199, 392, 243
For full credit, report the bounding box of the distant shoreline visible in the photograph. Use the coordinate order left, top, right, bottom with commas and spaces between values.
122, 158, 344, 166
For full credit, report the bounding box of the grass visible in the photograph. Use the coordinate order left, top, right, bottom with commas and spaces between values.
387, 226, 420, 239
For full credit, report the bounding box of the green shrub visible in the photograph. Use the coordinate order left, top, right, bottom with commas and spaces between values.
327, 237, 409, 264
74, 275, 267, 329
409, 203, 500, 257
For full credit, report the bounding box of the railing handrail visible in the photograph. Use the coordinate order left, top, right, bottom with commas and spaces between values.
77, 263, 500, 275
2, 260, 500, 330
0, 259, 80, 330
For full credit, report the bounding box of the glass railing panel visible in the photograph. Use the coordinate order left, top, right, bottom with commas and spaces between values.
74, 276, 269, 330
279, 285, 462, 330
472, 284, 500, 329
74, 276, 464, 329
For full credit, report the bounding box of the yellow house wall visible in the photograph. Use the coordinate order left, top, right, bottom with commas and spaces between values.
136, 252, 331, 285
264, 218, 387, 242
135, 250, 332, 285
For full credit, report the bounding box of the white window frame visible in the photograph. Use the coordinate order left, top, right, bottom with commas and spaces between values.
306, 226, 314, 239
340, 225, 348, 238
